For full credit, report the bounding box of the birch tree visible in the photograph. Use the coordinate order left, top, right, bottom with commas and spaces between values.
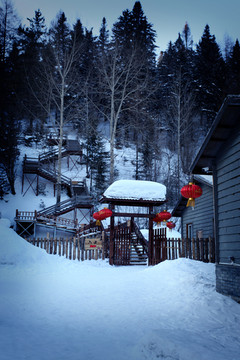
35, 12, 85, 204
98, 40, 153, 184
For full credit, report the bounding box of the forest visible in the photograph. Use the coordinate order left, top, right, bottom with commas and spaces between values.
1, 0, 240, 206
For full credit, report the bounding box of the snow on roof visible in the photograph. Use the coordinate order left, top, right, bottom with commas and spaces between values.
103, 180, 166, 201
194, 174, 213, 186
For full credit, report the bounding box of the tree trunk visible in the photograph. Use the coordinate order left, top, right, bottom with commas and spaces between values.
56, 82, 64, 204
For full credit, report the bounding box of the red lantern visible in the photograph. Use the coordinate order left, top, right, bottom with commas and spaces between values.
167, 221, 175, 230
93, 208, 113, 225
181, 182, 202, 207
153, 212, 164, 224
153, 210, 171, 224
98, 208, 113, 219
159, 210, 171, 222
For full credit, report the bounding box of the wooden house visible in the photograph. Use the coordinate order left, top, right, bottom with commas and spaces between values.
190, 95, 240, 301
172, 175, 214, 240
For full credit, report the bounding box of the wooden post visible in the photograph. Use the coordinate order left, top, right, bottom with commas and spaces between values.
54, 238, 57, 255
102, 231, 105, 260
46, 233, 50, 254
196, 237, 200, 260
148, 206, 154, 266
49, 237, 53, 254
73, 237, 76, 260
182, 238, 185, 258
59, 238, 61, 256
205, 238, 209, 262
66, 238, 68, 259
77, 238, 80, 261
109, 204, 115, 266
178, 238, 181, 258
192, 238, 196, 260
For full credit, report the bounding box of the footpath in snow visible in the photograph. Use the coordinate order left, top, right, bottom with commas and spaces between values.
0, 219, 240, 360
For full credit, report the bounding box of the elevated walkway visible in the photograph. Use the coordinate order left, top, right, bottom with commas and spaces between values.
15, 194, 94, 237
22, 138, 86, 197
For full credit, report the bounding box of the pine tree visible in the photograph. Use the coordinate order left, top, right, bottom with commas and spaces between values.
195, 24, 226, 128
109, 1, 157, 181
0, 0, 20, 195
18, 9, 47, 135
226, 39, 240, 94
86, 133, 108, 197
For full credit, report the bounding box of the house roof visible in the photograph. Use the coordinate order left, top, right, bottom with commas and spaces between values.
190, 95, 240, 174
172, 175, 213, 217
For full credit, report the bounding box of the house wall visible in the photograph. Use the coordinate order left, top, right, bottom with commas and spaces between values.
215, 123, 240, 301
181, 182, 214, 239
216, 124, 240, 265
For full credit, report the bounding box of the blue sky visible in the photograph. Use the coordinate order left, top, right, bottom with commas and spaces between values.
13, 0, 240, 54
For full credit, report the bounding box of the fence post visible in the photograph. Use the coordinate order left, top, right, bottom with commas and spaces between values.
192, 238, 195, 260
102, 231, 105, 260
77, 238, 80, 261
205, 238, 209, 262
66, 238, 68, 259
73, 237, 76, 260
196, 237, 200, 260
182, 238, 185, 258
58, 238, 61, 256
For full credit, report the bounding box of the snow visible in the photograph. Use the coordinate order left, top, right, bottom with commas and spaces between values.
141, 225, 181, 240
1, 141, 240, 360
194, 174, 213, 186
1, 219, 240, 360
103, 179, 166, 201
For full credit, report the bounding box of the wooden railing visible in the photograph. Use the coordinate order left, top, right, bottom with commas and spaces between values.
15, 210, 77, 229
26, 234, 106, 261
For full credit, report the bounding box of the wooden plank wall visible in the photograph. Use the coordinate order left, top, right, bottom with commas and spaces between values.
216, 125, 240, 264
181, 182, 214, 239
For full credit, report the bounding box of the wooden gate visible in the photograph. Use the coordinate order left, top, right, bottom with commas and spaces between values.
113, 227, 131, 265
150, 227, 167, 265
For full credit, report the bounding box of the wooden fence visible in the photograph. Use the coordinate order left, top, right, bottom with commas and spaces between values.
26, 234, 106, 261
25, 233, 215, 265
152, 236, 215, 264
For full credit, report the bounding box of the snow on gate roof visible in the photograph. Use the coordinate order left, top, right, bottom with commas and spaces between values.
101, 180, 166, 206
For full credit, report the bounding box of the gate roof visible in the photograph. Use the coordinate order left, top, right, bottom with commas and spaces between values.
100, 180, 166, 207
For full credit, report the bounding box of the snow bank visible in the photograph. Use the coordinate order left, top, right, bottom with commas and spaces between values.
0, 219, 51, 265
0, 224, 240, 360
103, 179, 166, 201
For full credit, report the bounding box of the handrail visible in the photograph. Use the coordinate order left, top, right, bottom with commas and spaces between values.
132, 221, 149, 255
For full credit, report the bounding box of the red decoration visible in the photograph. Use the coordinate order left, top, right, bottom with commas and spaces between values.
93, 208, 113, 225
181, 182, 202, 207
153, 210, 171, 224
159, 210, 171, 222
153, 213, 163, 224
166, 221, 175, 230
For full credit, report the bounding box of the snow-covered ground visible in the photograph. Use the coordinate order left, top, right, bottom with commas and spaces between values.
0, 219, 240, 360
1, 141, 240, 360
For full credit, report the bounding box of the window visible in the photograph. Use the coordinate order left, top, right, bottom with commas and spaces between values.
186, 223, 192, 239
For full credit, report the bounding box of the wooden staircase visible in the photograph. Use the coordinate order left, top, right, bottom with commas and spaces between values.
37, 194, 93, 217
130, 232, 148, 265
22, 139, 85, 198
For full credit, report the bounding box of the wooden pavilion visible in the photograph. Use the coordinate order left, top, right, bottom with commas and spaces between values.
99, 180, 167, 265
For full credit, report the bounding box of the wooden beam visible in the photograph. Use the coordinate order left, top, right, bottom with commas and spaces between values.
112, 212, 155, 219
